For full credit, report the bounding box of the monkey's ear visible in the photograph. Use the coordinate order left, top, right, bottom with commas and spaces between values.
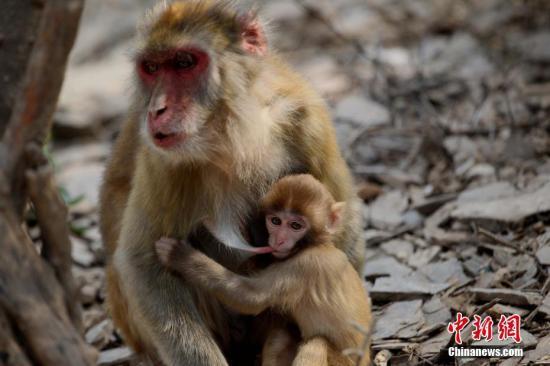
328, 202, 346, 234
238, 12, 268, 57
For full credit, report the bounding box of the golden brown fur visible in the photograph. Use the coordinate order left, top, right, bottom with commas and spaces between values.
157, 214, 372, 366
155, 174, 372, 365
99, 1, 364, 365
162, 243, 372, 366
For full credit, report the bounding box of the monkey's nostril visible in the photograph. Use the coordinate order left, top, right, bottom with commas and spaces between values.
155, 106, 168, 117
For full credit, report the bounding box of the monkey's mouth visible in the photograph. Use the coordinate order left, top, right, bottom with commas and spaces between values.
272, 249, 292, 258
152, 131, 185, 149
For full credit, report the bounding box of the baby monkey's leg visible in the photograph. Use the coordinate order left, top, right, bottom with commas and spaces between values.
262, 326, 298, 366
292, 337, 329, 366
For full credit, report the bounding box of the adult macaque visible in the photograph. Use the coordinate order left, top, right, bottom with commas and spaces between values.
99, 1, 364, 365
156, 174, 372, 366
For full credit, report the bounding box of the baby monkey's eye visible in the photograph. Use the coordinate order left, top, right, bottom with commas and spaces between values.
290, 222, 302, 230
270, 217, 282, 226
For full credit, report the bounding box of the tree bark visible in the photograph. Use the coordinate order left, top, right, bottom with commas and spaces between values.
0, 0, 95, 365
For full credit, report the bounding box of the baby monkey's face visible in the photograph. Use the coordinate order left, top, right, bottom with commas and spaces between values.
265, 211, 309, 259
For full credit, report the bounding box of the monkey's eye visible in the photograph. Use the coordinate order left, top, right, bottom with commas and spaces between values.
290, 222, 303, 230
270, 217, 282, 226
142, 61, 159, 75
173, 52, 198, 70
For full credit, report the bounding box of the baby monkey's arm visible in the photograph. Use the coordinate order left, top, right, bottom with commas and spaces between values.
155, 238, 296, 315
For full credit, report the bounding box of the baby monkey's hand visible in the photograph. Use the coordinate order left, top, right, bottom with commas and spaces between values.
155, 237, 194, 269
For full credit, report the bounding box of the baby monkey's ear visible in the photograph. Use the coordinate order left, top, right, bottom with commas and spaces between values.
327, 202, 346, 234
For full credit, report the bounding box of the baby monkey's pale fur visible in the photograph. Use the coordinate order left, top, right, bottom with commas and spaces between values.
156, 175, 372, 366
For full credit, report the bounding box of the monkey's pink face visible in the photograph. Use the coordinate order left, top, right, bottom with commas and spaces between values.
137, 47, 212, 151
265, 212, 309, 259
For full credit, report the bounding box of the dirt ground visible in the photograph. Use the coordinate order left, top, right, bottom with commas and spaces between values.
45, 1, 550, 365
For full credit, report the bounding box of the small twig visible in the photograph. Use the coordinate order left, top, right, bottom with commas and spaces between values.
399, 138, 423, 171
366, 225, 415, 246
471, 298, 501, 318
477, 227, 525, 254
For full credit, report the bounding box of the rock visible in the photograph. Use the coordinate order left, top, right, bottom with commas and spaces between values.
401, 210, 424, 229
380, 240, 414, 262
355, 165, 423, 187
472, 329, 537, 348
462, 254, 491, 277
408, 246, 441, 269
507, 255, 538, 288
422, 297, 451, 327
83, 307, 106, 331
419, 330, 451, 357
55, 43, 132, 137
373, 300, 424, 340
419, 32, 493, 80
85, 319, 114, 349
334, 95, 390, 128
97, 346, 134, 366
370, 274, 450, 301
452, 181, 550, 224
80, 284, 98, 305
53, 142, 109, 168
334, 121, 358, 150
84, 225, 102, 244
536, 245, 550, 266
377, 48, 415, 78
468, 4, 515, 35
368, 190, 409, 230
469, 288, 543, 307
539, 293, 550, 318
521, 334, 550, 364
464, 163, 496, 179
444, 136, 479, 166
363, 256, 412, 280
297, 56, 351, 96
419, 258, 470, 287
57, 162, 104, 213
71, 236, 96, 267
488, 304, 529, 317
424, 203, 471, 245
70, 0, 155, 64
513, 31, 550, 62
457, 182, 517, 203
333, 6, 377, 39
498, 358, 521, 366
263, 0, 305, 22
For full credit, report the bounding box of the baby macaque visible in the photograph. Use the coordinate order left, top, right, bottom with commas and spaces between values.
155, 174, 372, 366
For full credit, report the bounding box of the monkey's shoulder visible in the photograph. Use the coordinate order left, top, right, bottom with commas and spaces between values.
290, 244, 351, 274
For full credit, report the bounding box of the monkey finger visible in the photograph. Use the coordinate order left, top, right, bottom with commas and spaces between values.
158, 236, 180, 245
154, 239, 177, 264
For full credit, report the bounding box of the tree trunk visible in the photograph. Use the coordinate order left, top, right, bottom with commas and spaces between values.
0, 0, 96, 365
